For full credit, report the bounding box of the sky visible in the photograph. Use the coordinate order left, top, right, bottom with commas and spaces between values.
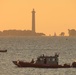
0, 0, 76, 36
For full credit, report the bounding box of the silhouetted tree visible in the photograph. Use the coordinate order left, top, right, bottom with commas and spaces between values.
68, 29, 76, 36
60, 32, 65, 36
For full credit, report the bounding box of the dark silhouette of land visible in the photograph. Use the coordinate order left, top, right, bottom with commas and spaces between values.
0, 9, 45, 36
0, 30, 45, 36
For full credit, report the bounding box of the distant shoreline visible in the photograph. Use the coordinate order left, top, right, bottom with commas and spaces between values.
0, 29, 45, 36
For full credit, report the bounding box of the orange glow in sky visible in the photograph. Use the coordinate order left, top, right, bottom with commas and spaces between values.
0, 0, 76, 36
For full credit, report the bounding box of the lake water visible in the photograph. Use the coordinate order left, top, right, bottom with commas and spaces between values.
0, 36, 76, 75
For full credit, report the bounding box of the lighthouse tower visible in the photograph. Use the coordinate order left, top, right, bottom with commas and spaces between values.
32, 9, 36, 34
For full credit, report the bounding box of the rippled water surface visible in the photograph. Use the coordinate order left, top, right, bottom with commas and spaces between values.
0, 36, 76, 75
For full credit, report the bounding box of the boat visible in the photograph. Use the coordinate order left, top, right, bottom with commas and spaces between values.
12, 53, 71, 68
0, 50, 7, 52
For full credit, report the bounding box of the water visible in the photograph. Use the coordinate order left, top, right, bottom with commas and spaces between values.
0, 36, 76, 75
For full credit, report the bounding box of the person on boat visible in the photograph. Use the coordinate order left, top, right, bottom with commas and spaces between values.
42, 54, 44, 57
17, 60, 19, 64
44, 58, 47, 64
17, 60, 21, 67
31, 59, 34, 63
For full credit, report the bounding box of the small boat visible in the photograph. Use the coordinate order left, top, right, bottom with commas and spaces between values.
12, 53, 71, 68
0, 50, 7, 52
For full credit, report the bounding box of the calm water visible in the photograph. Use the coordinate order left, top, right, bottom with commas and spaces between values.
0, 36, 76, 75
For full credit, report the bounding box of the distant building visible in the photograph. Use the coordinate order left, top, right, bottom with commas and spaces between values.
0, 9, 45, 36
68, 29, 76, 36
54, 32, 57, 36
32, 9, 35, 34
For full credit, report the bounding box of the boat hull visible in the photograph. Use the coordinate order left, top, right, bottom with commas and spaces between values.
13, 61, 71, 68
0, 50, 7, 52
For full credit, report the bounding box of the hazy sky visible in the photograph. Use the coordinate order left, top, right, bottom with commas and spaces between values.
0, 0, 76, 36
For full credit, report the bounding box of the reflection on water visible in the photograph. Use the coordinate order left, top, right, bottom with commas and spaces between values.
0, 36, 76, 75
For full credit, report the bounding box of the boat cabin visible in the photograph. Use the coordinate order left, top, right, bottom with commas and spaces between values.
36, 53, 59, 65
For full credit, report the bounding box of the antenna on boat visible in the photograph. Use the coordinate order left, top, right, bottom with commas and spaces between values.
55, 52, 59, 57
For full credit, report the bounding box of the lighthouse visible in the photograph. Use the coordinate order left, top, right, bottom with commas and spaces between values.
32, 9, 35, 34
